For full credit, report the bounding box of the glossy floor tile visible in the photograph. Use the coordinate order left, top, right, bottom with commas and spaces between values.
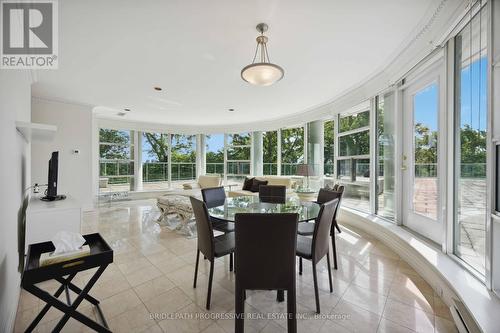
14, 199, 458, 333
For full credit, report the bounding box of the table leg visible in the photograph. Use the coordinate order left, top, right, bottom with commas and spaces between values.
277, 290, 285, 302
24, 273, 77, 333
23, 266, 111, 333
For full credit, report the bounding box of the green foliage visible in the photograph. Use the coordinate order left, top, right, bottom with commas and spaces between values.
281, 128, 304, 163
460, 124, 486, 163
263, 131, 277, 163
99, 129, 132, 160
205, 134, 224, 163
414, 123, 437, 164
339, 111, 369, 132
143, 132, 168, 162
339, 131, 369, 156
171, 134, 196, 162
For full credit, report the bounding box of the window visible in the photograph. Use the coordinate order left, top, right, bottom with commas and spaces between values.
205, 134, 224, 175
281, 127, 304, 175
413, 84, 439, 220
263, 131, 278, 175
376, 93, 396, 220
453, 7, 487, 275
170, 134, 196, 183
142, 132, 169, 189
99, 129, 134, 192
324, 120, 335, 177
226, 133, 251, 183
336, 110, 370, 212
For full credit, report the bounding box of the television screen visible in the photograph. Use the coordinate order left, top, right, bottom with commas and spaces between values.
46, 151, 59, 199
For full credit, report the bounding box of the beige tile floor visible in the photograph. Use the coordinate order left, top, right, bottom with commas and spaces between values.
15, 199, 458, 333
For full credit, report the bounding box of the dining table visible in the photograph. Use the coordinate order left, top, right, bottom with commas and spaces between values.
207, 195, 321, 302
207, 195, 321, 223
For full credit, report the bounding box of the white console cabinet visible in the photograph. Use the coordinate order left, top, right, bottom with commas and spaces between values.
25, 195, 82, 253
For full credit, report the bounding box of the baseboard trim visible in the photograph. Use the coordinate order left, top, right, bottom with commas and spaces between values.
3, 283, 20, 333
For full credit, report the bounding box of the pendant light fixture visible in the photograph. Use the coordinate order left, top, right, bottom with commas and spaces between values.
241, 23, 284, 86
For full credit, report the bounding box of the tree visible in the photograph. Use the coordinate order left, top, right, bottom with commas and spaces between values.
99, 129, 131, 160
459, 124, 486, 177
170, 134, 196, 162
281, 128, 304, 164
143, 133, 168, 162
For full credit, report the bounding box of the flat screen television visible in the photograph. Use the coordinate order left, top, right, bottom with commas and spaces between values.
41, 151, 65, 201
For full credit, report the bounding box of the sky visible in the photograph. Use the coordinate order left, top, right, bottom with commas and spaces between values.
206, 134, 224, 152
414, 56, 487, 132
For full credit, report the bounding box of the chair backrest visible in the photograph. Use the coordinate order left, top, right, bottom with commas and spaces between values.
317, 187, 344, 228
258, 185, 286, 204
235, 213, 298, 290
201, 186, 226, 208
316, 188, 342, 204
190, 197, 215, 259
312, 199, 339, 262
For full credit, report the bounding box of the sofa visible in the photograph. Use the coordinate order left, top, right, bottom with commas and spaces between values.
162, 174, 222, 198
228, 176, 296, 198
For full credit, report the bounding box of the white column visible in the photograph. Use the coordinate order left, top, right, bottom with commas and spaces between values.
277, 129, 282, 176
252, 131, 263, 176
307, 120, 323, 190
223, 134, 228, 186
196, 134, 206, 178
134, 131, 143, 191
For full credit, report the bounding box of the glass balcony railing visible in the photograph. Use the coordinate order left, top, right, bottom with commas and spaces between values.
206, 162, 224, 175
142, 162, 196, 182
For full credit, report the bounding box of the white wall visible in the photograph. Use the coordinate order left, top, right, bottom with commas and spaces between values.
0, 71, 31, 332
31, 98, 94, 210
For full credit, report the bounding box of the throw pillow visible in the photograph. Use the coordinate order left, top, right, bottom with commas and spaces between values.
250, 179, 268, 193
242, 177, 254, 191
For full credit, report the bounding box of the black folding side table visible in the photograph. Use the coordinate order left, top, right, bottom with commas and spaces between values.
22, 233, 113, 333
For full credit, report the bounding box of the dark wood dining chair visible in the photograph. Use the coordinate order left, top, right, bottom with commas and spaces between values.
190, 197, 235, 310
234, 213, 299, 333
258, 185, 286, 203
297, 187, 344, 269
296, 199, 339, 314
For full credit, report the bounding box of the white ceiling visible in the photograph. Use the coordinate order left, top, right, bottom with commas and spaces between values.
32, 0, 437, 127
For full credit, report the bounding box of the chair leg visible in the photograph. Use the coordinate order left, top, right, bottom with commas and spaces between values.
312, 261, 320, 314
335, 223, 341, 233
193, 250, 200, 288
235, 286, 245, 333
299, 257, 303, 275
206, 260, 214, 310
287, 288, 297, 333
230, 253, 233, 272
331, 233, 338, 270
326, 252, 333, 293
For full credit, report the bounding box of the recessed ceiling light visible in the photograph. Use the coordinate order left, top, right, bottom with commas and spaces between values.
228, 108, 235, 112
124, 108, 131, 112
154, 87, 162, 91
117, 112, 127, 117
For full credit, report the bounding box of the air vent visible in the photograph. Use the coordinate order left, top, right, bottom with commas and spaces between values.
450, 299, 481, 333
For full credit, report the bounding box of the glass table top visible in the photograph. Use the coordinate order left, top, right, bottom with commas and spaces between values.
207, 195, 321, 222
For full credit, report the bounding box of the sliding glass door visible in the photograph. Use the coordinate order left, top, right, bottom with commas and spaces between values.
453, 6, 488, 275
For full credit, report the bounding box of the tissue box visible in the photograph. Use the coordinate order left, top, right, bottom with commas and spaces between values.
39, 245, 91, 267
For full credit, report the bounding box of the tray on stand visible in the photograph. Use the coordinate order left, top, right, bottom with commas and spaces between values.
22, 233, 113, 333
